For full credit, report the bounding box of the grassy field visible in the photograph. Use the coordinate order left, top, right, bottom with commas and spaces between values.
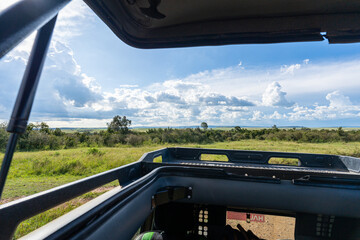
1, 140, 360, 238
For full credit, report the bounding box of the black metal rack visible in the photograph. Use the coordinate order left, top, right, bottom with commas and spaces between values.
0, 147, 359, 239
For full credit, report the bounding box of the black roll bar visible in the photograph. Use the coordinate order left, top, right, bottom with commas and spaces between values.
0, 162, 141, 240
0, 0, 72, 201
0, 0, 71, 58
0, 16, 57, 199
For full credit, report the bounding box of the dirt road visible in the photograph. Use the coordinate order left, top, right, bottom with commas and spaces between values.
227, 214, 295, 240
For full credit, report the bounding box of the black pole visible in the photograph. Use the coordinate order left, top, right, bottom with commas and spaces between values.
0, 0, 70, 59
0, 134, 18, 198
0, 16, 57, 200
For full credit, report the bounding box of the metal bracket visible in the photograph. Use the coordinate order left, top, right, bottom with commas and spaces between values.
151, 186, 192, 209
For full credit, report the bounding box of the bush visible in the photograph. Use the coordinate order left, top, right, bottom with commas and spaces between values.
5, 120, 360, 152
0, 126, 9, 151
48, 135, 63, 150
152, 137, 161, 144
18, 131, 50, 150
126, 134, 145, 146
64, 135, 78, 149
87, 147, 104, 156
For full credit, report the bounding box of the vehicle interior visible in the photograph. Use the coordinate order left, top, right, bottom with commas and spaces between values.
14, 147, 360, 240
0, 0, 359, 240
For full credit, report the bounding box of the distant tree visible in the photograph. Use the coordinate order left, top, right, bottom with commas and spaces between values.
107, 115, 131, 134
337, 127, 345, 136
234, 126, 242, 132
201, 122, 208, 130
26, 123, 36, 132
53, 128, 63, 136
39, 122, 51, 134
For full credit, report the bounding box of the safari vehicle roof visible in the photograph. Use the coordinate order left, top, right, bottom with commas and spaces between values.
1, 1, 360, 239
84, 0, 360, 48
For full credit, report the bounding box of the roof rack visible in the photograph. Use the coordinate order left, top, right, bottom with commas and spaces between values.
1, 147, 359, 239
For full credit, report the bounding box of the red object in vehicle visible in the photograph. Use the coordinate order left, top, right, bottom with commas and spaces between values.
227, 211, 265, 223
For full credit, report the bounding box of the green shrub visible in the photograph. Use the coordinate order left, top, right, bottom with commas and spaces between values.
64, 135, 78, 149
126, 134, 145, 146
87, 147, 104, 156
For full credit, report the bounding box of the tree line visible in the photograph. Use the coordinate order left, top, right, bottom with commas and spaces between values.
0, 117, 360, 151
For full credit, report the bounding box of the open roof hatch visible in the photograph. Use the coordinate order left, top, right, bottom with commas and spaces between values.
1, 1, 360, 239
84, 0, 360, 48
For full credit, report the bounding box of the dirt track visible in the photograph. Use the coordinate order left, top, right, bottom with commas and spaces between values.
227, 215, 295, 240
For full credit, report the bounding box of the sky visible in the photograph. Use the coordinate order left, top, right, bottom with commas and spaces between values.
1, 1, 360, 128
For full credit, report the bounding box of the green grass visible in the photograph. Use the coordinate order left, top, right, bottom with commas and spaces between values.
1, 146, 162, 179
208, 140, 360, 156
1, 176, 82, 200
14, 199, 83, 239
201, 154, 229, 162
13, 182, 119, 239
1, 140, 360, 238
2, 141, 360, 198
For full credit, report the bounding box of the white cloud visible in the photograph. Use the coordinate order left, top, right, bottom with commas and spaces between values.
326, 91, 352, 108
54, 0, 93, 41
262, 82, 294, 107
268, 111, 283, 120
119, 84, 139, 88
288, 92, 360, 121
3, 47, 360, 127
199, 94, 254, 107
174, 59, 360, 105
281, 64, 301, 74
47, 118, 110, 128
156, 92, 185, 104
250, 111, 263, 121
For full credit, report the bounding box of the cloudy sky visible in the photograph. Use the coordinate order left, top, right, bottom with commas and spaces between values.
1, 1, 360, 128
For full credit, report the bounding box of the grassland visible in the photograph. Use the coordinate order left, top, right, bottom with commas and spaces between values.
1, 140, 360, 238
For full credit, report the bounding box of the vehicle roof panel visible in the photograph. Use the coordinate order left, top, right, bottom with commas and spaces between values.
84, 0, 360, 48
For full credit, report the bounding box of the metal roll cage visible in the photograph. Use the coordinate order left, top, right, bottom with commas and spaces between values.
0, 0, 72, 198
